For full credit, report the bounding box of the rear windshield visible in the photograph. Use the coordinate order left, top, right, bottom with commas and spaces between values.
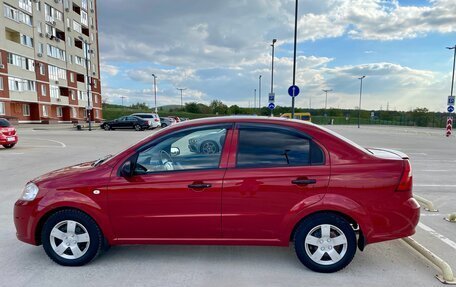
0, 119, 11, 127
135, 114, 153, 118
318, 125, 372, 154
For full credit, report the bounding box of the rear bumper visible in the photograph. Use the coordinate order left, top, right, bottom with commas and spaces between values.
0, 135, 18, 145
366, 197, 420, 244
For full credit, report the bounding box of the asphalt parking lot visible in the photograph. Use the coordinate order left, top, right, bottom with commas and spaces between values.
0, 124, 455, 287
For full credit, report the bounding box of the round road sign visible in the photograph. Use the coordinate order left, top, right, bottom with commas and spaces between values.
288, 85, 300, 97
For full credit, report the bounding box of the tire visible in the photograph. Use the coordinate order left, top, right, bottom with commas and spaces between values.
103, 124, 111, 131
293, 212, 356, 273
199, 140, 219, 154
41, 209, 104, 266
3, 144, 15, 149
161, 123, 167, 128
134, 124, 142, 131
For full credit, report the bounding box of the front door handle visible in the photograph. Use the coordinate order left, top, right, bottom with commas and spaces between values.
292, 179, 317, 185
188, 183, 212, 189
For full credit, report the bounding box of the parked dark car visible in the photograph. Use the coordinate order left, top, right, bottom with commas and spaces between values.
100, 116, 150, 131
0, 118, 18, 148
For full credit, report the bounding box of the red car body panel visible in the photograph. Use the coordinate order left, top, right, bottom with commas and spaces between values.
14, 117, 420, 248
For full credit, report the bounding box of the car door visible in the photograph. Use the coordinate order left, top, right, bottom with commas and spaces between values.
114, 116, 128, 129
222, 123, 330, 241
107, 124, 233, 241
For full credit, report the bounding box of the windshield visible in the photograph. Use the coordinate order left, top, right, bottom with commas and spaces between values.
0, 119, 11, 127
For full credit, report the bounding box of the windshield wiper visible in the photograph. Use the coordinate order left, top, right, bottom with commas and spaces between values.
92, 154, 112, 167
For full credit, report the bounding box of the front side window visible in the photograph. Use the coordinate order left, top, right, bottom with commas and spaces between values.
236, 125, 324, 168
135, 126, 228, 174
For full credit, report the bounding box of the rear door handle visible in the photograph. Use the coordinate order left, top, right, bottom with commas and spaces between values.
292, 179, 317, 185
188, 183, 212, 189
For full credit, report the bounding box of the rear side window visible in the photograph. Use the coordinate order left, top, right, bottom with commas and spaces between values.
0, 119, 10, 127
236, 125, 324, 168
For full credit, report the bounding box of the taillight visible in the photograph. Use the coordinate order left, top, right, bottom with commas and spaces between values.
396, 159, 413, 192
155, 118, 159, 122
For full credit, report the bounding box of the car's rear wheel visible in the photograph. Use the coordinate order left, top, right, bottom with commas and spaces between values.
41, 209, 103, 266
294, 213, 356, 273
200, 140, 219, 154
3, 144, 15, 149
161, 123, 167, 128
103, 124, 111, 131
134, 124, 142, 131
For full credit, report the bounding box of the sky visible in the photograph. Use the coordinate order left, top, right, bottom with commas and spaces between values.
97, 0, 456, 112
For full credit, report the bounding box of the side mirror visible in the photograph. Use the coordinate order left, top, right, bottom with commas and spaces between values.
170, 147, 180, 156
120, 161, 132, 177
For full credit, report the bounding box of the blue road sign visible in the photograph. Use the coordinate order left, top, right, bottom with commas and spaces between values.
288, 85, 300, 97
448, 105, 455, 113
268, 102, 275, 110
448, 96, 455, 106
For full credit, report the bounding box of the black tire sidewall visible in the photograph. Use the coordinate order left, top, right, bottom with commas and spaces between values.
294, 213, 357, 273
3, 144, 15, 148
41, 210, 102, 266
134, 124, 141, 131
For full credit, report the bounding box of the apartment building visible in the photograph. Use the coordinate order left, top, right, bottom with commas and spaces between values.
0, 0, 102, 123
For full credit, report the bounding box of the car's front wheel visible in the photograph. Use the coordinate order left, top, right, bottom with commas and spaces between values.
41, 209, 104, 266
134, 124, 142, 131
3, 144, 15, 149
294, 212, 356, 273
103, 124, 111, 131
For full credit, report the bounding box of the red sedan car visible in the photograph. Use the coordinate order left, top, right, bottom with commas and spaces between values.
14, 117, 419, 272
0, 118, 18, 148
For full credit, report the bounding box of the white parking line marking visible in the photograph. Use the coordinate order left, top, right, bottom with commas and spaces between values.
418, 222, 456, 251
414, 184, 456, 187
421, 170, 450, 172
34, 138, 66, 148
420, 214, 444, 217
0, 152, 24, 155
409, 153, 427, 156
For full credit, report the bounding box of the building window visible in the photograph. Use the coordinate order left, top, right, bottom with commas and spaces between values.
41, 84, 46, 96
18, 0, 32, 13
70, 72, 74, 83
73, 20, 82, 33
9, 77, 35, 92
40, 63, 45, 75
93, 79, 97, 88
47, 44, 66, 61
45, 4, 62, 23
81, 10, 88, 26
0, 102, 5, 115
95, 109, 99, 118
57, 106, 63, 117
36, 1, 41, 11
71, 107, 77, 118
50, 85, 59, 98
42, 105, 48, 117
20, 34, 34, 48
94, 94, 98, 103
70, 90, 76, 100
23, 104, 30, 116
48, 65, 67, 81
7, 53, 35, 71
38, 43, 44, 54
3, 4, 33, 26
0, 77, 3, 90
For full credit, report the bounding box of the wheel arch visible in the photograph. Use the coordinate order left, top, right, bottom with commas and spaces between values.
34, 206, 111, 246
289, 210, 366, 251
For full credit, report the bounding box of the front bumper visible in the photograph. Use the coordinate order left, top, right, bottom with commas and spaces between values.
14, 200, 39, 245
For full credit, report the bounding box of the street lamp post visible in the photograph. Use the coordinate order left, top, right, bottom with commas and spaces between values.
258, 75, 262, 110
254, 89, 256, 112
78, 36, 92, 131
447, 45, 456, 98
291, 0, 298, 118
176, 88, 186, 109
270, 38, 277, 116
322, 89, 332, 115
358, 76, 366, 128
152, 74, 157, 113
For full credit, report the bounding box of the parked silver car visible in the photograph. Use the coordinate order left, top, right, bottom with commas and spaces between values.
188, 129, 226, 154
160, 117, 176, 128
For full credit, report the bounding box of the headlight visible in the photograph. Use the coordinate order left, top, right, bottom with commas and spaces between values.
21, 182, 39, 201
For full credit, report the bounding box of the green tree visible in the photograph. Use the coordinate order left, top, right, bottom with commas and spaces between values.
228, 105, 241, 115
185, 102, 200, 113
210, 100, 228, 115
